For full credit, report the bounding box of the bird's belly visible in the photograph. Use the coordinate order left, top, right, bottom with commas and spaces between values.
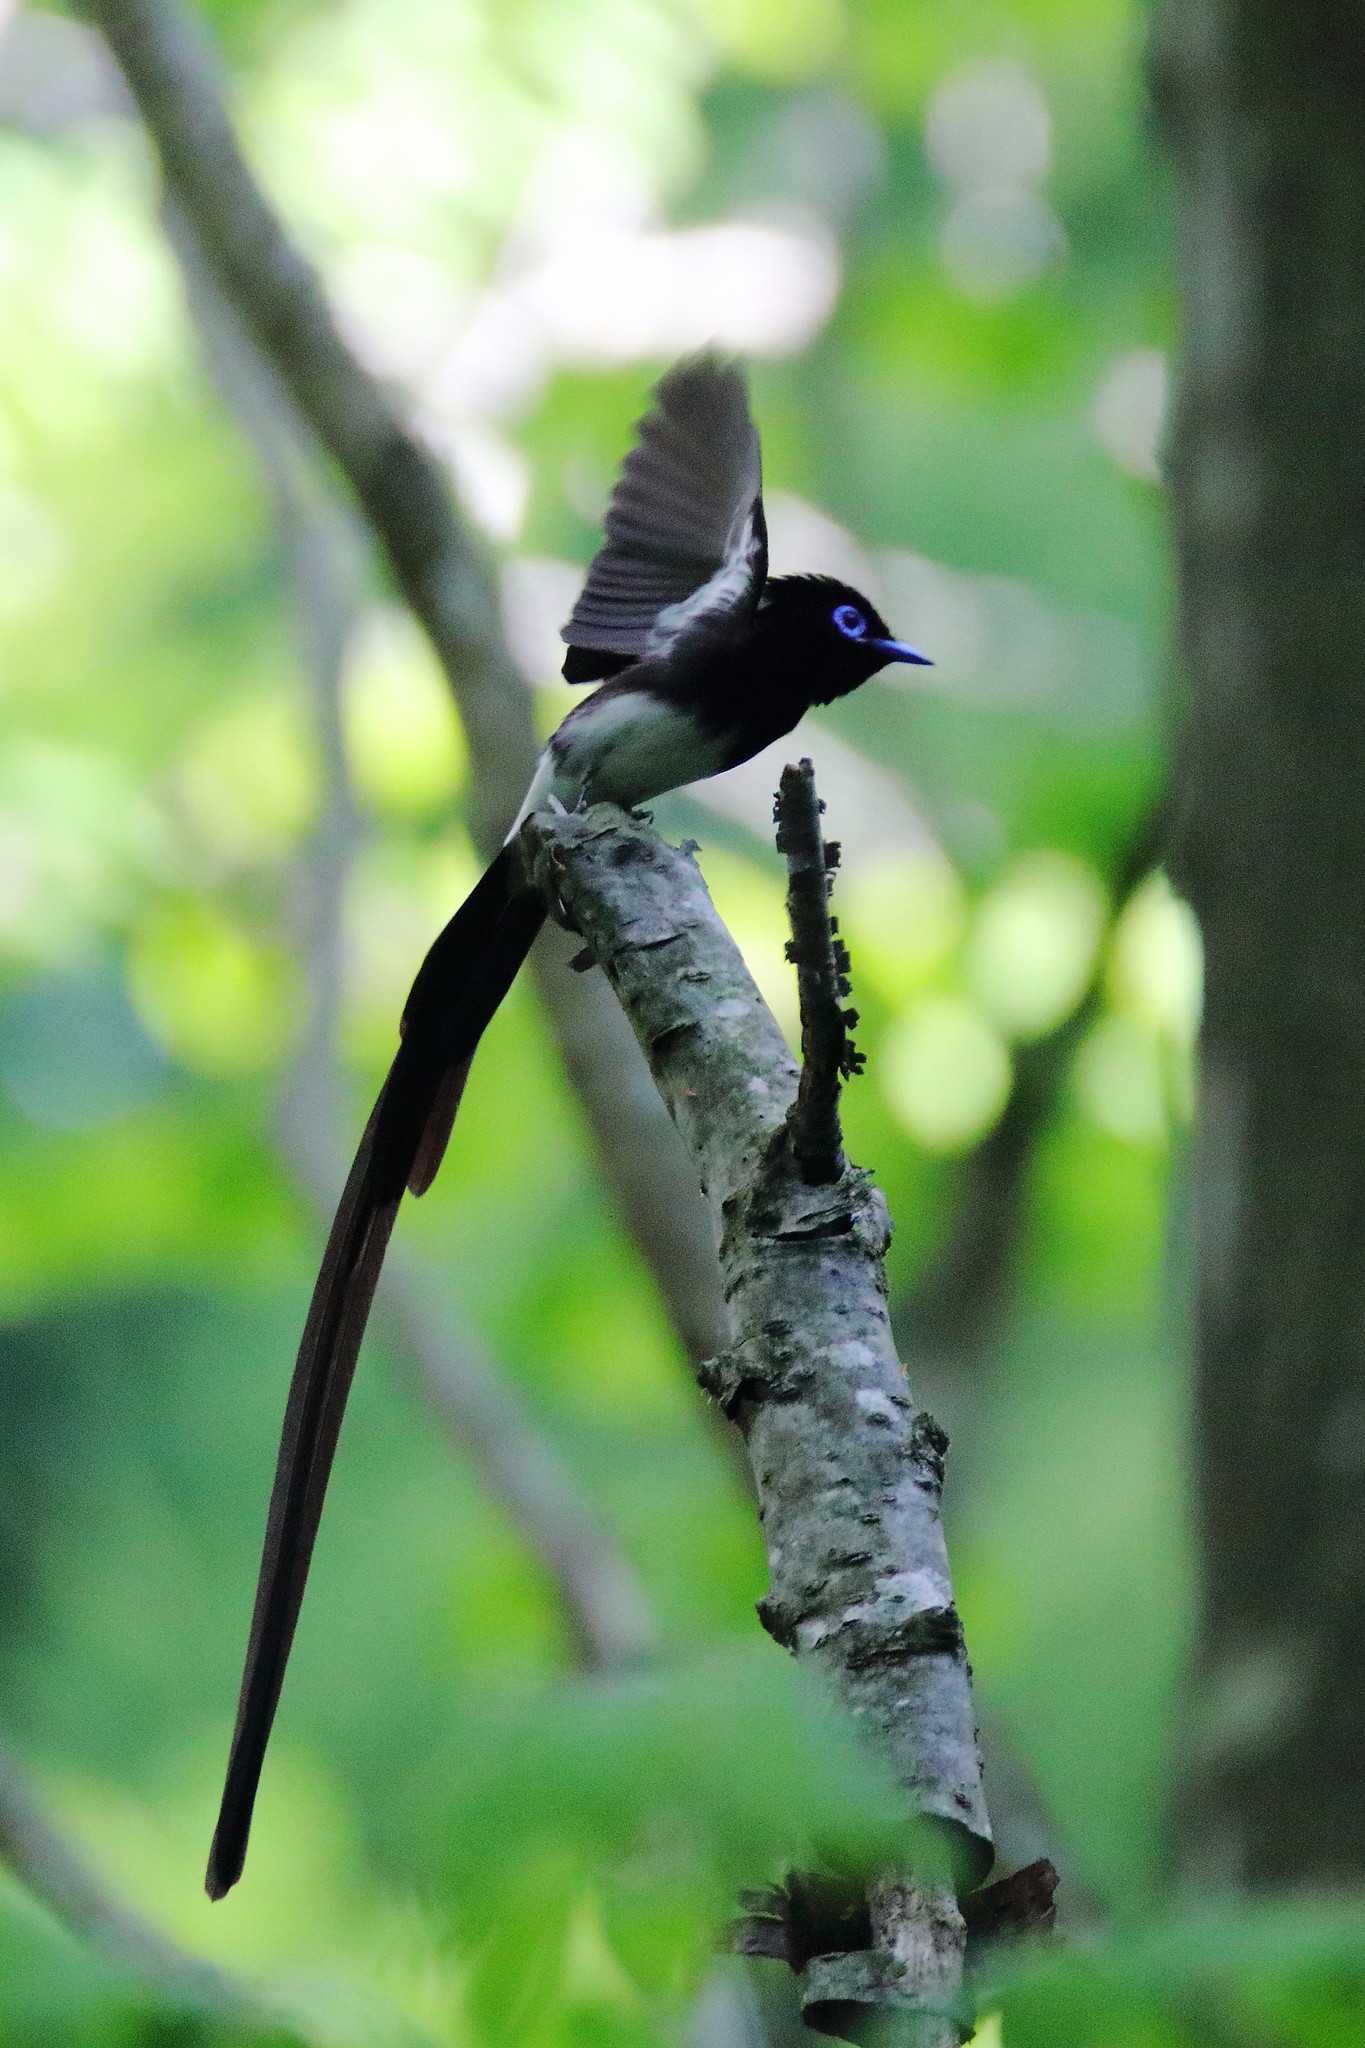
555, 693, 736, 809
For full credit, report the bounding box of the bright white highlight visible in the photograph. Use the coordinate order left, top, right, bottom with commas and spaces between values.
926, 63, 1064, 301
940, 188, 1064, 300
531, 219, 841, 362
1092, 349, 1170, 482
925, 64, 1053, 191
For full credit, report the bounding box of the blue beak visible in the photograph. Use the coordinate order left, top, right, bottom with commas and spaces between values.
870, 638, 933, 667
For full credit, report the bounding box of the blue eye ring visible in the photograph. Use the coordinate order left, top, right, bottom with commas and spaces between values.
832, 603, 867, 640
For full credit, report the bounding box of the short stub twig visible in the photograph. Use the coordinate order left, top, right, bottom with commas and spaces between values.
775, 760, 864, 1185
521, 793, 996, 2044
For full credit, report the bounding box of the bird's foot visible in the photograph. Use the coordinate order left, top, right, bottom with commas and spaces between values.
548, 788, 593, 817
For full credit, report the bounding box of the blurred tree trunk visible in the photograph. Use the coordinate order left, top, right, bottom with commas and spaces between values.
1158, 3, 1365, 1887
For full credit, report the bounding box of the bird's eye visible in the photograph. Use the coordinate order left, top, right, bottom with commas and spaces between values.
832, 604, 867, 640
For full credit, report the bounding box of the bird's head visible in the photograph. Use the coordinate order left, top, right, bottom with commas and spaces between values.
757, 575, 931, 704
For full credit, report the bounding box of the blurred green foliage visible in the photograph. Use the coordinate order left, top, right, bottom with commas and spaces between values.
3, 0, 1353, 2042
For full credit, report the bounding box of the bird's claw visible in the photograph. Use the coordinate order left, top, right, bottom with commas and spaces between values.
546, 789, 592, 817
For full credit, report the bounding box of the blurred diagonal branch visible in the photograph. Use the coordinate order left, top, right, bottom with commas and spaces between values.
523, 792, 992, 2043
0, 1735, 254, 2017
83, 0, 523, 847
85, 0, 725, 1373
171, 214, 654, 1673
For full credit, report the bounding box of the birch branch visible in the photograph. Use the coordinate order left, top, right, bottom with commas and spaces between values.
84, 0, 724, 1370
521, 788, 992, 2044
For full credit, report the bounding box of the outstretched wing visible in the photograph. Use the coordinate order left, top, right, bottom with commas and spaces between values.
561, 355, 767, 684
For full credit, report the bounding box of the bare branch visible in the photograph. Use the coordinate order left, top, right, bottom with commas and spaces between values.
86, 0, 724, 1371
522, 788, 992, 2041
774, 759, 864, 1187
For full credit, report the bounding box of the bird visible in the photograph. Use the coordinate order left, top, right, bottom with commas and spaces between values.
205, 354, 930, 1900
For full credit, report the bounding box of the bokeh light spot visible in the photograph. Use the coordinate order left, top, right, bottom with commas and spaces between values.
1109, 873, 1203, 1042
967, 851, 1108, 1039
940, 187, 1065, 301
1075, 1013, 1167, 1143
840, 852, 967, 1005
1092, 348, 1169, 482
176, 692, 319, 865
0, 483, 66, 623
344, 608, 467, 820
529, 219, 842, 362
128, 901, 295, 1074
883, 997, 1012, 1154
925, 64, 1052, 191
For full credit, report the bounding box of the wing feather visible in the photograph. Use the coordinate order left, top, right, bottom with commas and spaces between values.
560, 356, 766, 681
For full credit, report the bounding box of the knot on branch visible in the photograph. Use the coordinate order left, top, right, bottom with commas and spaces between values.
909, 1410, 949, 1488
962, 1858, 1059, 1958
732, 1169, 891, 1264
841, 1604, 965, 1669
755, 1591, 964, 1670
773, 760, 865, 1186
732, 1859, 1057, 2040
698, 1336, 814, 1423
731, 1869, 871, 1973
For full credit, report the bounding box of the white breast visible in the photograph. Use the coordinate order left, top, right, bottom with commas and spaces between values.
507, 692, 731, 841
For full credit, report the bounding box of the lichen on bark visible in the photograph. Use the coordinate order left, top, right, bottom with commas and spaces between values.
523, 795, 991, 2041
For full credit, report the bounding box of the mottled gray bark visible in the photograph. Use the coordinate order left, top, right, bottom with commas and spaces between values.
523, 799, 991, 2041
1156, 1, 1365, 1887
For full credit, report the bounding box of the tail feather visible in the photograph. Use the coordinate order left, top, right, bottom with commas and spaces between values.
406, 1054, 473, 1198
206, 847, 544, 1900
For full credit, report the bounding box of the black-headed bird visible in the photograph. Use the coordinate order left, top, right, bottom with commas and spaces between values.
206, 355, 929, 1899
